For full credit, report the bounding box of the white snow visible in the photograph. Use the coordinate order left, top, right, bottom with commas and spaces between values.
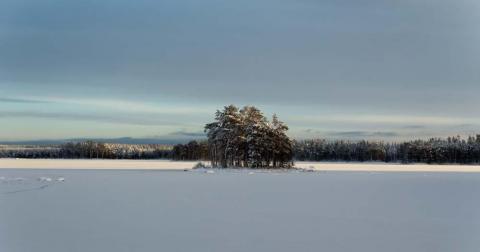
1, 170, 479, 252
1, 159, 480, 172
38, 177, 52, 182
0, 159, 201, 170
294, 161, 480, 172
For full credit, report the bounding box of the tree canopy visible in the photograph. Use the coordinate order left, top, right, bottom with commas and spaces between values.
204, 105, 293, 168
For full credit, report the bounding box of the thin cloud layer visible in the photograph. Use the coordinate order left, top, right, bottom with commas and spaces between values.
1, 0, 479, 140
0, 97, 52, 104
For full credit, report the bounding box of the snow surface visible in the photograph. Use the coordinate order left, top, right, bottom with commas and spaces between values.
3, 159, 480, 172
295, 161, 480, 172
0, 159, 200, 170
1, 169, 479, 252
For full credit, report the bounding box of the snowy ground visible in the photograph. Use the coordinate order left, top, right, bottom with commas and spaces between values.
295, 161, 480, 172
2, 159, 480, 172
0, 159, 199, 170
1, 169, 479, 252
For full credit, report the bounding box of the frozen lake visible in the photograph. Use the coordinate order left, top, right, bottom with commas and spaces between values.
1, 169, 479, 252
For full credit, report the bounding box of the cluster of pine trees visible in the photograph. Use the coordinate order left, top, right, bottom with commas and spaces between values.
203, 105, 294, 168
294, 135, 480, 164
172, 140, 209, 160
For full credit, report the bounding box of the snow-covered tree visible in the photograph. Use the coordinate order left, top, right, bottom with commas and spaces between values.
204, 105, 294, 168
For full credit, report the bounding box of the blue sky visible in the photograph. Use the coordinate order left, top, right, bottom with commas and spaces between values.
1, 0, 480, 141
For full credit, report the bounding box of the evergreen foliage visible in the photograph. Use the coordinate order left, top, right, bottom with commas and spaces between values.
0, 141, 172, 159
293, 135, 480, 164
4, 130, 480, 165
204, 105, 294, 168
172, 140, 209, 160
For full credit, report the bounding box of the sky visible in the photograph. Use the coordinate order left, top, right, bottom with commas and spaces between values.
1, 0, 480, 142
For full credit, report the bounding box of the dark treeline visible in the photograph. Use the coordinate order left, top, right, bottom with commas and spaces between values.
0, 146, 61, 159
0, 141, 172, 159
172, 140, 209, 160
4, 135, 480, 164
294, 135, 480, 164
172, 135, 480, 164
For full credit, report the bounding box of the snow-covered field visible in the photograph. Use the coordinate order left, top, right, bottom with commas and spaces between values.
1, 169, 479, 252
3, 159, 480, 172
0, 159, 199, 170
295, 161, 480, 172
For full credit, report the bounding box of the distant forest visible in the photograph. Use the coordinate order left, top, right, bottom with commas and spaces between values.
3, 135, 480, 164
0, 142, 172, 159
173, 135, 480, 164
293, 135, 480, 164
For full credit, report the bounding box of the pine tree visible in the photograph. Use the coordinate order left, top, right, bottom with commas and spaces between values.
204, 105, 294, 168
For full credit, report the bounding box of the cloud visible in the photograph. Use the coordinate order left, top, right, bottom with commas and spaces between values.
402, 125, 426, 129
291, 114, 480, 126
1, 95, 213, 116
297, 129, 401, 139
2, 0, 479, 115
328, 131, 399, 138
168, 130, 206, 138
1, 0, 480, 140
0, 111, 185, 126
0, 97, 52, 104
455, 124, 475, 128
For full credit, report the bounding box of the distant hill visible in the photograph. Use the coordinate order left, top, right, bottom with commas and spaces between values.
0, 137, 205, 146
